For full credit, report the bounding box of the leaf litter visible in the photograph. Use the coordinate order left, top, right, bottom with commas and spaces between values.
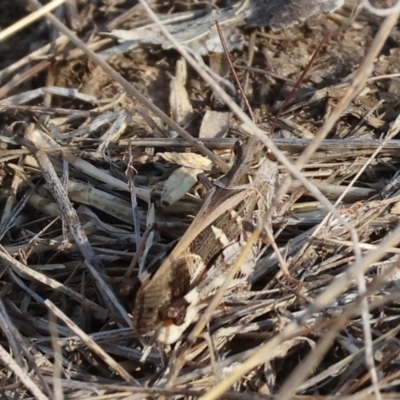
1, 0, 400, 399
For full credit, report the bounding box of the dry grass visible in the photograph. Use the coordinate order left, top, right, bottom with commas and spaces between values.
1, 0, 400, 399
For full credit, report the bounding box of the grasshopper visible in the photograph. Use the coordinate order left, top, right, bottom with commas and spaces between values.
132, 136, 278, 343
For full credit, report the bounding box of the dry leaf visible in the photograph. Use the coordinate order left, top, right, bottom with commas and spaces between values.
170, 58, 193, 128
199, 110, 231, 138
156, 152, 213, 170
161, 166, 203, 206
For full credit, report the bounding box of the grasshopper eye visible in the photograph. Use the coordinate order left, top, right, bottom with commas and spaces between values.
261, 145, 277, 162
266, 151, 277, 162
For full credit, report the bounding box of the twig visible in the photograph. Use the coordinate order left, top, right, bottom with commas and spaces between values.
25, 0, 229, 173
276, 314, 351, 400
33, 149, 131, 326
119, 137, 400, 152
48, 310, 63, 400
200, 264, 400, 400
0, 244, 108, 316
137, 0, 363, 278
316, 237, 400, 254
362, 0, 400, 16
0, 344, 49, 400
270, 32, 330, 135
0, 0, 67, 43
126, 143, 142, 249
45, 300, 139, 385
334, 112, 400, 400
0, 296, 24, 367
125, 224, 153, 279
167, 223, 263, 385
215, 20, 254, 122
132, 3, 400, 396
0, 35, 69, 82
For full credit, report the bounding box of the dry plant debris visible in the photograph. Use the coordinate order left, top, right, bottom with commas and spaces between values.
1, 0, 400, 399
